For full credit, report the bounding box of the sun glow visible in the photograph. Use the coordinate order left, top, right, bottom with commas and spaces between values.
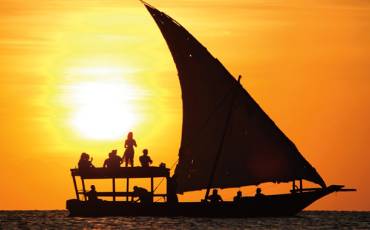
67, 67, 140, 140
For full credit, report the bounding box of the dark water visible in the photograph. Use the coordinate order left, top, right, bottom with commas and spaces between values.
0, 211, 369, 229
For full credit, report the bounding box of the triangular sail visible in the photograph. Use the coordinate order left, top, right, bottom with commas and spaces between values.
144, 3, 326, 193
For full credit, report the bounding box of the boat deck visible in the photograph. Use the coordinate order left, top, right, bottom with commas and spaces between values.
70, 166, 171, 202
71, 166, 170, 179
66, 185, 348, 217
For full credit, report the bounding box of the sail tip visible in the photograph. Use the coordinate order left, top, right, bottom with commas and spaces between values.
139, 0, 153, 8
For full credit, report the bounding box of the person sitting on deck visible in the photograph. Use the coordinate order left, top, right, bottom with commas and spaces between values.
207, 189, 223, 204
78, 152, 94, 171
103, 150, 122, 169
87, 185, 98, 202
139, 149, 153, 167
133, 186, 152, 204
233, 191, 242, 202
255, 188, 265, 197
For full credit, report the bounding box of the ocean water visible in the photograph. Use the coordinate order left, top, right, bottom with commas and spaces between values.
0, 211, 369, 229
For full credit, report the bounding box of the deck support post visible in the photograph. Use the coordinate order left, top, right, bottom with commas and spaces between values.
292, 180, 296, 192
126, 178, 129, 201
165, 176, 169, 202
72, 174, 79, 200
151, 177, 154, 202
81, 178, 87, 201
113, 178, 116, 201
151, 177, 154, 193
299, 179, 303, 192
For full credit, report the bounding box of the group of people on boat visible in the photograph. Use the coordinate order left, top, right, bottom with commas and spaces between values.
86, 187, 264, 204
78, 132, 154, 170
205, 188, 265, 204
78, 131, 267, 204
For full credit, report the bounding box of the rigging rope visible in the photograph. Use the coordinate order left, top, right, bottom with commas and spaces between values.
153, 159, 178, 193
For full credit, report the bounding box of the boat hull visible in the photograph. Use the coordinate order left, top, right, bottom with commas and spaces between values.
66, 185, 342, 217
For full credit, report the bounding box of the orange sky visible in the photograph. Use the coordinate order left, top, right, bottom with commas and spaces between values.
0, 0, 369, 210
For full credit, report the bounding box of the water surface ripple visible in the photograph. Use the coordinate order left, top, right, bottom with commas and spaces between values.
0, 211, 369, 229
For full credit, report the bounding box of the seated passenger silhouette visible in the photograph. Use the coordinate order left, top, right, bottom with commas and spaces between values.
133, 186, 152, 203
255, 188, 265, 197
103, 150, 122, 169
139, 149, 153, 167
87, 185, 98, 202
207, 189, 223, 204
78, 152, 94, 171
233, 191, 242, 202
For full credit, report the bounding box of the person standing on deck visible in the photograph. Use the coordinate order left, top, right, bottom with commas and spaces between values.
123, 132, 137, 167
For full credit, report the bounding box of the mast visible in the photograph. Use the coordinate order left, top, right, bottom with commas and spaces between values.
205, 75, 241, 200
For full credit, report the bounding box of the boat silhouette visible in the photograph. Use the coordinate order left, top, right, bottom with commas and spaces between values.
66, 1, 355, 217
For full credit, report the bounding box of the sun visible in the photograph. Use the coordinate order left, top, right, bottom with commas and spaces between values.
67, 67, 140, 140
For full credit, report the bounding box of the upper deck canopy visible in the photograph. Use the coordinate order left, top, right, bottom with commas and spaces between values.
71, 167, 170, 179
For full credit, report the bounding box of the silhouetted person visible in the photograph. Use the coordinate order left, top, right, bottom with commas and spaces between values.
123, 132, 137, 167
133, 186, 152, 203
139, 149, 153, 167
103, 150, 122, 169
207, 189, 223, 204
233, 191, 242, 202
78, 152, 95, 171
87, 185, 98, 202
255, 188, 265, 197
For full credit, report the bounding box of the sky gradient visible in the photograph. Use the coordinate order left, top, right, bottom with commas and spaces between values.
0, 0, 369, 210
